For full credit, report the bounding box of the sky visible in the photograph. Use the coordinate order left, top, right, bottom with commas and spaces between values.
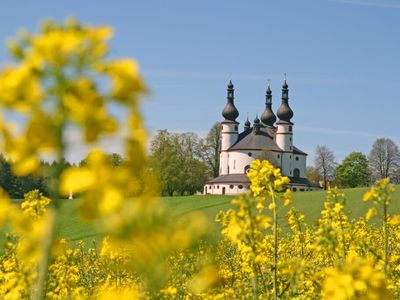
0, 0, 399, 164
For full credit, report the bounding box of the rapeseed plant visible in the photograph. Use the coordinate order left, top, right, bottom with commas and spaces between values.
0, 18, 398, 300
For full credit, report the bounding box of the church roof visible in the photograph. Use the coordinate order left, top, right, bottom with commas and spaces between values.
288, 177, 311, 186
207, 174, 315, 187
207, 174, 250, 184
229, 126, 280, 151
226, 126, 308, 155
293, 146, 308, 156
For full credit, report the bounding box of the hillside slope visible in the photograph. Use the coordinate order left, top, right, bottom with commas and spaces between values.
3, 186, 399, 247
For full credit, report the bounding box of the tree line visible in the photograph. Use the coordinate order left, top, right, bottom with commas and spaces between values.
0, 153, 123, 199
150, 125, 400, 195
149, 123, 221, 196
0, 157, 70, 199
2, 123, 395, 198
308, 138, 400, 189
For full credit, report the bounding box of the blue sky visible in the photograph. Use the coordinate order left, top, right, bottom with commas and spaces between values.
0, 0, 399, 163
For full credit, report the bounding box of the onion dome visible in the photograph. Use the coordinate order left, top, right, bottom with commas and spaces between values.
222, 80, 239, 121
244, 117, 251, 130
254, 115, 260, 124
253, 115, 261, 133
261, 85, 277, 126
276, 79, 294, 122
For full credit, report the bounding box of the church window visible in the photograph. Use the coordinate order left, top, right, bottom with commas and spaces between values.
290, 155, 292, 159
230, 185, 234, 189
238, 185, 243, 189
234, 125, 238, 131
277, 154, 280, 159
289, 126, 292, 132
293, 168, 300, 178
217, 185, 219, 189
295, 156, 299, 161
290, 146, 292, 150
233, 160, 236, 169
248, 152, 252, 157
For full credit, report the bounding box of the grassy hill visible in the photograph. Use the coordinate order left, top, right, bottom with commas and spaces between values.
164, 186, 400, 227
4, 185, 400, 247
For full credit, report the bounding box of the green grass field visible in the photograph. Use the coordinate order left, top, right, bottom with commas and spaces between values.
4, 186, 400, 247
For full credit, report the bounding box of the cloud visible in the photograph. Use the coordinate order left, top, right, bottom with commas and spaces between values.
331, 0, 400, 9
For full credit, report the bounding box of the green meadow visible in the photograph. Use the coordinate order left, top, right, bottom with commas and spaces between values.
4, 186, 400, 247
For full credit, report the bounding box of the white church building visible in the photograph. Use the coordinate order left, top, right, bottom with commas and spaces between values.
204, 80, 318, 195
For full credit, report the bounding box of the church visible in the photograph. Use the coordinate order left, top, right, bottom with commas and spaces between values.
204, 79, 318, 195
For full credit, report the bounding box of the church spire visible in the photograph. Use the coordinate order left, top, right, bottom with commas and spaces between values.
276, 78, 294, 123
222, 80, 239, 121
253, 114, 261, 134
261, 83, 277, 127
244, 117, 251, 130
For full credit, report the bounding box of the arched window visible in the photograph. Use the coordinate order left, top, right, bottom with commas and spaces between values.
293, 168, 300, 178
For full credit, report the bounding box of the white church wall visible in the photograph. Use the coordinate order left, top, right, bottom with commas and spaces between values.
221, 122, 238, 151
204, 183, 248, 195
220, 121, 239, 175
275, 123, 293, 152
293, 154, 307, 178
280, 152, 293, 177
229, 150, 287, 175
291, 184, 311, 192
220, 152, 229, 175
228, 151, 259, 174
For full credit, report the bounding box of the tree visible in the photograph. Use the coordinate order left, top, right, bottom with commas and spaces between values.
314, 145, 337, 190
198, 122, 221, 178
0, 154, 14, 192
109, 153, 123, 167
79, 152, 124, 167
368, 138, 400, 183
336, 152, 370, 188
306, 166, 321, 184
149, 130, 208, 196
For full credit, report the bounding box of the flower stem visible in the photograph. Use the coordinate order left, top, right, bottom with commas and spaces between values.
270, 188, 278, 300
33, 69, 67, 299
383, 200, 388, 275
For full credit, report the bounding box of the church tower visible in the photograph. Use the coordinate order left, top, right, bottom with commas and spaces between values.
261, 84, 277, 127
220, 80, 239, 175
276, 79, 294, 176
